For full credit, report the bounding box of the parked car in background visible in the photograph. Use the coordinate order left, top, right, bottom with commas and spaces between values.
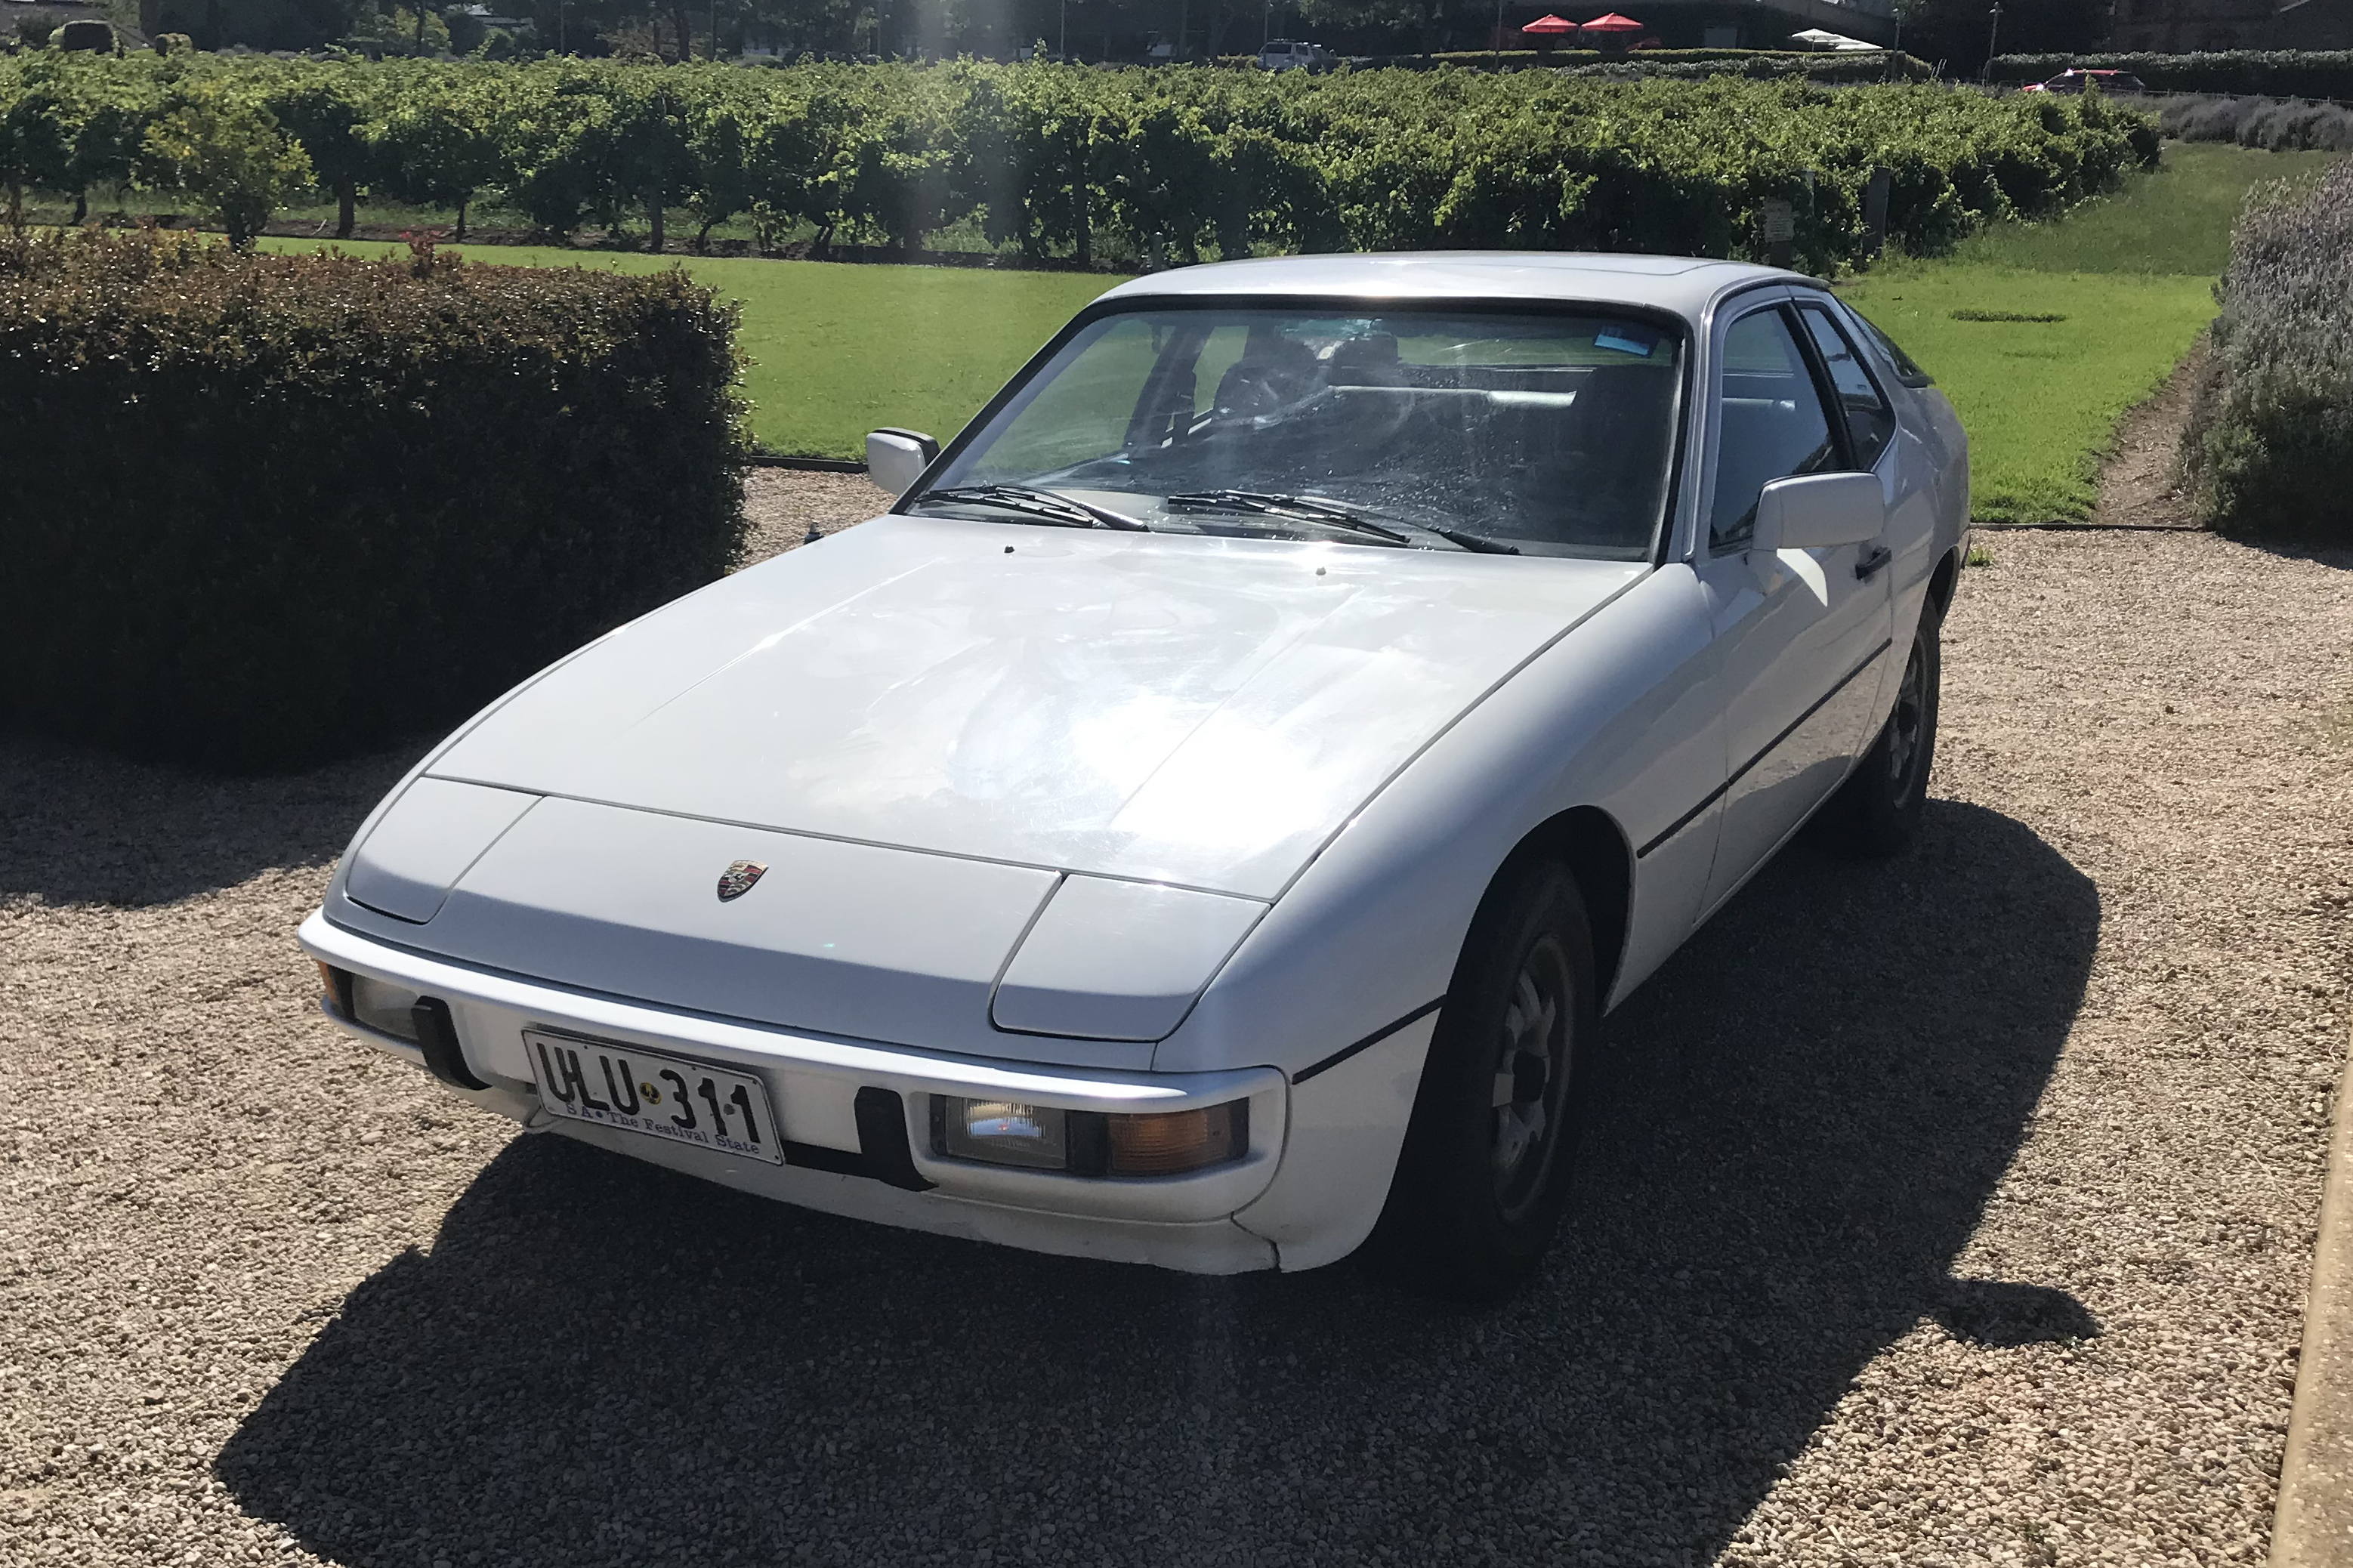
301, 253, 1969, 1299
2024, 68, 2149, 94
1257, 38, 1337, 69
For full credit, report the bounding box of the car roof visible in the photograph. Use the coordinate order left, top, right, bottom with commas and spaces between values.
1092, 251, 1808, 325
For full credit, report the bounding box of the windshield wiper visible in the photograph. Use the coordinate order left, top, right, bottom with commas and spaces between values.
914, 483, 1150, 532
1162, 490, 1417, 548
1425, 525, 1521, 555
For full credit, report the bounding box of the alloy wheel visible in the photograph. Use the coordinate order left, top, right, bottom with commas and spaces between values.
1490, 936, 1573, 1221
1885, 640, 1927, 796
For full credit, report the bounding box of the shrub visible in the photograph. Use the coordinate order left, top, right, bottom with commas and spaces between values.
1990, 50, 2353, 99
2151, 93, 2353, 152
56, 19, 116, 52
0, 228, 752, 769
2182, 161, 2353, 539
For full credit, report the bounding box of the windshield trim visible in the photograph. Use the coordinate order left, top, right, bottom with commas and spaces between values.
899, 292, 1695, 569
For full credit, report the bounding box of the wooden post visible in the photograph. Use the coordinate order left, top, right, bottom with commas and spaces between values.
1864, 165, 1891, 258
1761, 199, 1795, 269
648, 91, 667, 255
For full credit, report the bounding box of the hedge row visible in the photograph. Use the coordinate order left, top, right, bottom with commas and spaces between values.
2183, 161, 2353, 540
0, 227, 751, 769
1354, 48, 1934, 84
1989, 50, 2353, 100
0, 54, 2158, 271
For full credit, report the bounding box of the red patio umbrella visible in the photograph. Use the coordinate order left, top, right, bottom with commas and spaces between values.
1578, 11, 1644, 51
1521, 13, 1576, 52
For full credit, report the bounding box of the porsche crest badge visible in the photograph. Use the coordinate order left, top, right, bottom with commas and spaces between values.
716, 860, 767, 903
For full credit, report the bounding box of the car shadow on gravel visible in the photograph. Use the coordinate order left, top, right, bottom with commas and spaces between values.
218, 798, 2097, 1568
0, 733, 418, 906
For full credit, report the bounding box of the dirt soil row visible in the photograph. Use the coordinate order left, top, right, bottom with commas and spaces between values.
2, 451, 2350, 1567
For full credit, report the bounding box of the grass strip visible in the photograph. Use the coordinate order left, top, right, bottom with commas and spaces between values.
1842, 268, 2218, 523
260, 239, 1122, 460
1842, 141, 2342, 524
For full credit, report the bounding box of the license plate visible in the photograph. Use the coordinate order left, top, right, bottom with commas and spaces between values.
523, 1030, 783, 1165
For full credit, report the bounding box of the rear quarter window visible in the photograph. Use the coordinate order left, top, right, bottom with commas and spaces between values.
1844, 307, 1933, 390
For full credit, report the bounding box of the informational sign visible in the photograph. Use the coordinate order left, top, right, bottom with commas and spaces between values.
1759, 200, 1796, 242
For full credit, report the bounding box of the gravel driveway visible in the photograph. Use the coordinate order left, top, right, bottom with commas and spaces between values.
4, 471, 2349, 1568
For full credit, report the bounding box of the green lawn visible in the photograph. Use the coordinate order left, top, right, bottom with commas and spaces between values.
258, 239, 1122, 458
1839, 141, 2342, 523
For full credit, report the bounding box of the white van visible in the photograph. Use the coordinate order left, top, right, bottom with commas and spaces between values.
1255, 39, 1337, 70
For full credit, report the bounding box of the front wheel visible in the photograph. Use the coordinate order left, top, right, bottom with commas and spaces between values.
1823, 607, 1941, 856
1372, 861, 1596, 1301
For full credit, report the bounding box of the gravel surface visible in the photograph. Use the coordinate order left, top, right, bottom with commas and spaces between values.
740, 468, 894, 563
4, 471, 2350, 1568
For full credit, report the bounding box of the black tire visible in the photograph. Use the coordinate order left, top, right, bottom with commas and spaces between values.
1823, 605, 1941, 856
1372, 860, 1597, 1302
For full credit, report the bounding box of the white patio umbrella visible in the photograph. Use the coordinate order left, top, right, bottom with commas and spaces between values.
1788, 26, 1879, 48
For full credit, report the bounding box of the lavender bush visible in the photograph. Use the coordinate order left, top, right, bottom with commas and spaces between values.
2183, 161, 2353, 539
2151, 94, 2353, 153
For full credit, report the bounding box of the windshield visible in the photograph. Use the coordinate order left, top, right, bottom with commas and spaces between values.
916, 306, 1684, 560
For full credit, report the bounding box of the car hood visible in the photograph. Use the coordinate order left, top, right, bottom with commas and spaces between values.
427, 515, 1644, 900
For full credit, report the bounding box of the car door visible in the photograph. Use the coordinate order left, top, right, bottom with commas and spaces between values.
1694, 294, 1895, 916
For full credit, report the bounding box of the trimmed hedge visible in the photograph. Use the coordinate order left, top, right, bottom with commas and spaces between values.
1352, 48, 1934, 83
2182, 160, 2353, 539
0, 228, 751, 769
1990, 51, 2353, 99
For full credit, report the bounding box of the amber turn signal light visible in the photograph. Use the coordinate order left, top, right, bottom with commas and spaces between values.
315, 961, 352, 1018
1107, 1100, 1249, 1176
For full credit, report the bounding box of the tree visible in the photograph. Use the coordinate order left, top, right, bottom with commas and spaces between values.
267, 66, 378, 237
0, 70, 69, 233
372, 64, 505, 236
56, 58, 154, 224
1894, 0, 2108, 71
341, 4, 454, 53
141, 79, 314, 248
1297, 0, 1475, 53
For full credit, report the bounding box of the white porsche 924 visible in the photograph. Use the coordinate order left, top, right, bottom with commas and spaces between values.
300, 252, 1967, 1295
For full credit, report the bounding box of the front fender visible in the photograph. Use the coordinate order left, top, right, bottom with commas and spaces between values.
1155, 561, 1722, 1078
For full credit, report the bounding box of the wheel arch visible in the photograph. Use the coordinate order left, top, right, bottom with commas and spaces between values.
1926, 544, 1962, 621
1488, 804, 1634, 1008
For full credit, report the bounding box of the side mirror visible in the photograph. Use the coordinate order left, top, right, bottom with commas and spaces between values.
866, 427, 940, 500
1752, 471, 1883, 554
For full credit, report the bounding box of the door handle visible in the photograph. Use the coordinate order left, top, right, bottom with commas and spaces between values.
1854, 544, 1891, 581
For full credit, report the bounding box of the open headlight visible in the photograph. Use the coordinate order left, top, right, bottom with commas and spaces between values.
940, 1100, 1071, 1170
933, 1096, 1248, 1178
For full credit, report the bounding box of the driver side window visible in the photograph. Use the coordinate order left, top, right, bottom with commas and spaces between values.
1709, 307, 1839, 553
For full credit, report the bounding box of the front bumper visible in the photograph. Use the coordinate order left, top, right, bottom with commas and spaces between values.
299, 911, 1295, 1273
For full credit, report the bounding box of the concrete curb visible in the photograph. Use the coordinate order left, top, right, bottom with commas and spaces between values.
2272, 1039, 2353, 1566
749, 454, 868, 474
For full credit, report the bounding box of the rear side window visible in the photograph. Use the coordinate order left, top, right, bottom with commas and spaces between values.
1847, 307, 1932, 390
1796, 304, 1897, 471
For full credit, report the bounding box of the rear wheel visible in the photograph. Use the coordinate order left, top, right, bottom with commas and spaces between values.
1373, 861, 1596, 1301
1823, 607, 1940, 856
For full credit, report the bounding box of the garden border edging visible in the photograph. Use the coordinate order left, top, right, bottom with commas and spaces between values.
2272, 1030, 2353, 1567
